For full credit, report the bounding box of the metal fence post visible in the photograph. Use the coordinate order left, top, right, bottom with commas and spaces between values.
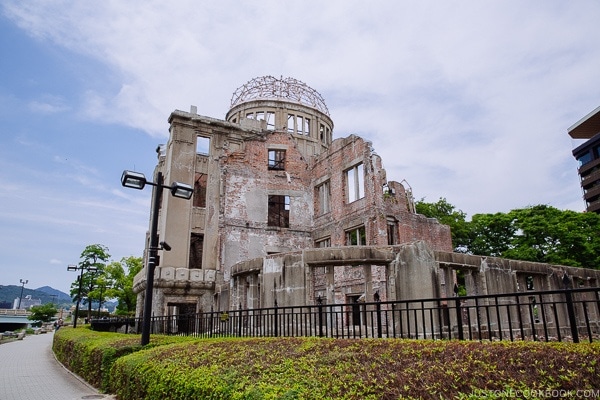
564, 289, 580, 343
238, 304, 243, 337
374, 291, 383, 338
455, 297, 464, 340
317, 296, 324, 337
274, 301, 279, 337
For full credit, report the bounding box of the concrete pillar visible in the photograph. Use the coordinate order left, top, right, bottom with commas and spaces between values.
391, 241, 439, 338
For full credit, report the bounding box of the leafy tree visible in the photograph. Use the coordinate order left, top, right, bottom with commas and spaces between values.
467, 212, 516, 257
70, 244, 111, 321
28, 303, 57, 325
416, 199, 600, 270
101, 256, 143, 315
415, 197, 470, 251
468, 205, 600, 269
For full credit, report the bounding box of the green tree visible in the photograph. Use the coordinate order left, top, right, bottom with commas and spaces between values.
415, 197, 470, 251
467, 212, 516, 257
468, 205, 600, 269
102, 256, 143, 315
28, 303, 57, 326
70, 244, 111, 321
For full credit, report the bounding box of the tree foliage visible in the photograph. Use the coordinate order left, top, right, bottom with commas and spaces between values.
415, 197, 470, 251
70, 244, 111, 320
28, 303, 57, 324
469, 205, 600, 269
415, 200, 600, 270
101, 256, 143, 315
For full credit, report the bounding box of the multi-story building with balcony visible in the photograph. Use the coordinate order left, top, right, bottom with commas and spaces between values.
569, 106, 600, 213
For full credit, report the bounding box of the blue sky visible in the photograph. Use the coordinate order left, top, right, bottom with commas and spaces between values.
1, 1, 599, 295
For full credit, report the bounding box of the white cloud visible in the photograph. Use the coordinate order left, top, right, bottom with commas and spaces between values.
4, 0, 600, 217
1, 1, 600, 293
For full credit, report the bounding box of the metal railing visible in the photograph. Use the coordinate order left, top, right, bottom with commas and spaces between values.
91, 287, 600, 343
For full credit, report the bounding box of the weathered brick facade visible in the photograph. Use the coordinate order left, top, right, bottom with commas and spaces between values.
132, 77, 453, 318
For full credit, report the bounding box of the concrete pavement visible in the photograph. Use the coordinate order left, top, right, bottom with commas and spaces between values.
0, 331, 114, 400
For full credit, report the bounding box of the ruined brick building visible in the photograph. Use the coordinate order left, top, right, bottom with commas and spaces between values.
133, 76, 600, 325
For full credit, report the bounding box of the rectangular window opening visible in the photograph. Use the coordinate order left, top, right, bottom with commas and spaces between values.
193, 173, 207, 208
296, 116, 303, 134
316, 181, 331, 215
287, 114, 295, 133
387, 218, 397, 245
346, 163, 365, 203
268, 195, 290, 228
315, 237, 331, 248
189, 233, 204, 269
196, 136, 210, 155
268, 149, 286, 170
266, 112, 275, 130
346, 226, 366, 246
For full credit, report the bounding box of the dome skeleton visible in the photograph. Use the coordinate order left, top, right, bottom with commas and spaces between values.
230, 76, 330, 116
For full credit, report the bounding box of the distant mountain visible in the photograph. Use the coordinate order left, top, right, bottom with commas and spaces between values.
0, 285, 73, 308
35, 286, 72, 302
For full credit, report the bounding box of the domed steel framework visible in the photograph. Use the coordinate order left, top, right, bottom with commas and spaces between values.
230, 76, 330, 116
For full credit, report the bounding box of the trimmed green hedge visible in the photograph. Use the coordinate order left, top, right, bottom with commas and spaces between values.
52, 327, 189, 392
54, 328, 600, 399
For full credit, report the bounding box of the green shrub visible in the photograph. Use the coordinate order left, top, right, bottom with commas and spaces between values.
52, 327, 197, 392
54, 328, 600, 399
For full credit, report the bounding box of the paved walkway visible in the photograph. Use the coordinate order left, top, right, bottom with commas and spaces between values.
0, 332, 114, 400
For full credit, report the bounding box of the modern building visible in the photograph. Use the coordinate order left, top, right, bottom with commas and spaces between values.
568, 106, 600, 213
132, 76, 453, 319
12, 295, 41, 310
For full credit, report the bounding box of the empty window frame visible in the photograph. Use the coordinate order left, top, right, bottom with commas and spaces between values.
320, 124, 331, 143
266, 111, 275, 130
268, 195, 290, 228
346, 226, 366, 246
346, 163, 365, 203
196, 136, 210, 155
316, 180, 331, 215
287, 114, 310, 135
315, 237, 331, 248
387, 217, 397, 245
296, 116, 304, 135
268, 149, 286, 170
193, 173, 207, 208
189, 233, 204, 269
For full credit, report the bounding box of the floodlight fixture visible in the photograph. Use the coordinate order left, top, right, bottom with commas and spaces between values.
121, 170, 147, 190
170, 182, 194, 199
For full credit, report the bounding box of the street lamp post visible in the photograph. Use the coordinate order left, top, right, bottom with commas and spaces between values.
121, 169, 193, 346
68, 264, 98, 328
17, 279, 28, 310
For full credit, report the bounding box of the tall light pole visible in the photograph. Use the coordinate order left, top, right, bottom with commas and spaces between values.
121, 169, 193, 346
68, 264, 98, 328
17, 279, 28, 310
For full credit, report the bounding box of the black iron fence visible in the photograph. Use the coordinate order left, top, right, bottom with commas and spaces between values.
91, 287, 600, 343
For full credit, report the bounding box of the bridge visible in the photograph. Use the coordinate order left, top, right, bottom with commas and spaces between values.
0, 310, 32, 331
